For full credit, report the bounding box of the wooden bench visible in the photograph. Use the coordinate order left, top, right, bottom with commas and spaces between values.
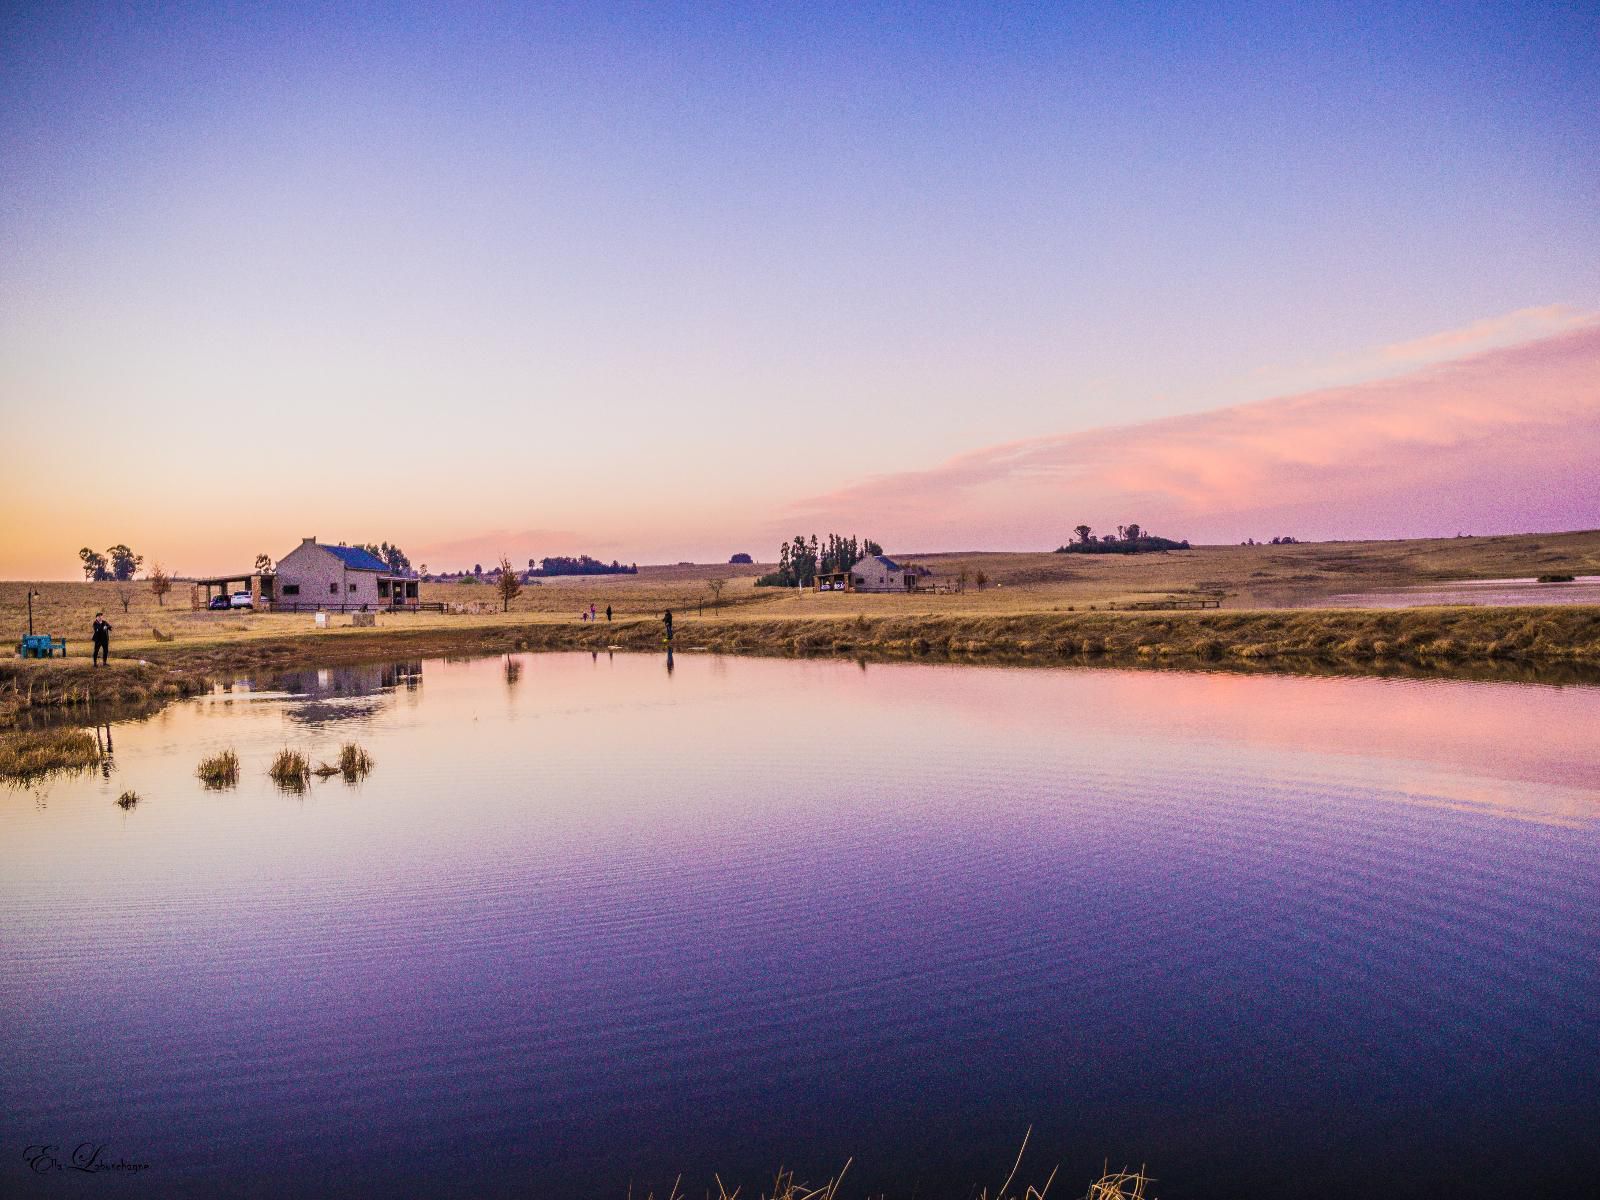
17, 634, 67, 658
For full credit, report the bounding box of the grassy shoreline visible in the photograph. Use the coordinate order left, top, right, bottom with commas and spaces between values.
5, 604, 1598, 730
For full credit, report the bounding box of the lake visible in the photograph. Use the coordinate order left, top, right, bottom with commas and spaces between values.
3, 653, 1597, 1198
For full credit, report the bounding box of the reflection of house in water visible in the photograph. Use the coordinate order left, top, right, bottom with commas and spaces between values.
274, 662, 423, 725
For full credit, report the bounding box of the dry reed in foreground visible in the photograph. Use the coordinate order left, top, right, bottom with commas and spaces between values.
196, 748, 240, 789
635, 1130, 1144, 1200
268, 748, 311, 791
116, 790, 139, 809
0, 727, 101, 782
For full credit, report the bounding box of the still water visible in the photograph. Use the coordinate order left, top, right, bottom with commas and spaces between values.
3, 653, 1597, 1198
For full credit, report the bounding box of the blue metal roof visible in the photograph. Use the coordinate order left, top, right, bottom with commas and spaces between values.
322, 544, 389, 572
872, 554, 902, 571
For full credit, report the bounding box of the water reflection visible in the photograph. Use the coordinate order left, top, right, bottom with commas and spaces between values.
275, 661, 423, 725
2, 654, 1597, 1199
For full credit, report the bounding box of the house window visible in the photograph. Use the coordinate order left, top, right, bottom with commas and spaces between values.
378, 581, 390, 598
282, 584, 300, 596
348, 583, 357, 593
329, 583, 338, 594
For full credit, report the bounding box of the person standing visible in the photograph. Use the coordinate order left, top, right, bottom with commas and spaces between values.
92, 612, 111, 666
663, 609, 673, 642
605, 605, 612, 623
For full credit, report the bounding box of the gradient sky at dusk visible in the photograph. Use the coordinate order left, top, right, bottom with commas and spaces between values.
3, 2, 1597, 575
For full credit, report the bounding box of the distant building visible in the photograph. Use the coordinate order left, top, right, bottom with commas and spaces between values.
816, 554, 929, 593
274, 538, 419, 611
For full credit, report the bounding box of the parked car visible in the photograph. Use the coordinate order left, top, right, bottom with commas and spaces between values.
229, 592, 254, 610
207, 595, 231, 610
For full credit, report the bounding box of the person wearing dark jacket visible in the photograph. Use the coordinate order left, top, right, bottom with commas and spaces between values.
92, 613, 111, 666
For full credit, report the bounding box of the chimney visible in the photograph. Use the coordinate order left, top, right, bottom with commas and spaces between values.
301, 537, 316, 546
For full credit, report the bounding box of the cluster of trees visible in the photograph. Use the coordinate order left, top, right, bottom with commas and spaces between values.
359, 542, 413, 573
1242, 536, 1299, 545
729, 552, 753, 564
79, 545, 143, 581
527, 555, 638, 577
1056, 524, 1190, 555
757, 534, 883, 587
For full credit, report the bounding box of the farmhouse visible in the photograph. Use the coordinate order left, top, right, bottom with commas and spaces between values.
816, 554, 929, 593
274, 538, 420, 611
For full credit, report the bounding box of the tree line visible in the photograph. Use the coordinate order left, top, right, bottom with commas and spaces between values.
1056, 524, 1190, 555
527, 556, 638, 577
757, 534, 883, 587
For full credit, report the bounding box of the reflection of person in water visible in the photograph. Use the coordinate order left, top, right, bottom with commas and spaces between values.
665, 647, 674, 675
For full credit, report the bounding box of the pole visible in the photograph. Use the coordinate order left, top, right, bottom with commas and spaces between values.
28, 589, 37, 636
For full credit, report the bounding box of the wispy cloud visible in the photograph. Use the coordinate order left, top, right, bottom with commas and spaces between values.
783, 321, 1600, 548
1378, 304, 1594, 362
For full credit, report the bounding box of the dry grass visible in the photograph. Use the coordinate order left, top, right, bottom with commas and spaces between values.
1086, 1167, 1154, 1200
316, 742, 374, 782
338, 741, 374, 779
196, 748, 240, 789
116, 789, 140, 809
634, 1130, 1142, 1200
0, 726, 101, 782
2, 532, 1597, 716
268, 747, 311, 791
6, 529, 1597, 665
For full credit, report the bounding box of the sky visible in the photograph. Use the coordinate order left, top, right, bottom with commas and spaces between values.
2, 1, 1597, 576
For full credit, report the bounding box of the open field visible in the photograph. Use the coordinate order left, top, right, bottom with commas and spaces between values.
3, 530, 1599, 734
7, 528, 1600, 656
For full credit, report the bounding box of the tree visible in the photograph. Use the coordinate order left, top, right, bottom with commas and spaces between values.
957, 567, 971, 593
474, 563, 483, 576
106, 544, 143, 581
255, 553, 274, 573
1074, 525, 1093, 545
149, 563, 172, 606
79, 547, 109, 581
707, 578, 727, 608
115, 584, 134, 613
729, 553, 753, 565
419, 564, 428, 578
974, 570, 988, 589
863, 539, 883, 557
495, 556, 521, 612
1123, 524, 1142, 543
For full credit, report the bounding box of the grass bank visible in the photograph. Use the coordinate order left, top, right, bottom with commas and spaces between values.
4, 604, 1597, 742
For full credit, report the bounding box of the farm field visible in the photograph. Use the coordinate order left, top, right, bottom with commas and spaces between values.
5, 528, 1599, 664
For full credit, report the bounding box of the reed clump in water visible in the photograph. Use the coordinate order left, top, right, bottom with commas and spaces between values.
116, 790, 140, 809
338, 741, 374, 780
0, 727, 101, 782
196, 748, 240, 789
312, 741, 374, 782
268, 748, 311, 791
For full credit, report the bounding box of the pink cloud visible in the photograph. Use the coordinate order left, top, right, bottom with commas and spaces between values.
783, 322, 1600, 547
1378, 304, 1593, 362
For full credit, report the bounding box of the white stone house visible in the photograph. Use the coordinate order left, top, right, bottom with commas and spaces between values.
273, 538, 420, 611
848, 554, 925, 593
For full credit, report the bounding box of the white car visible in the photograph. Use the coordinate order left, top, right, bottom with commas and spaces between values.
229, 592, 254, 610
